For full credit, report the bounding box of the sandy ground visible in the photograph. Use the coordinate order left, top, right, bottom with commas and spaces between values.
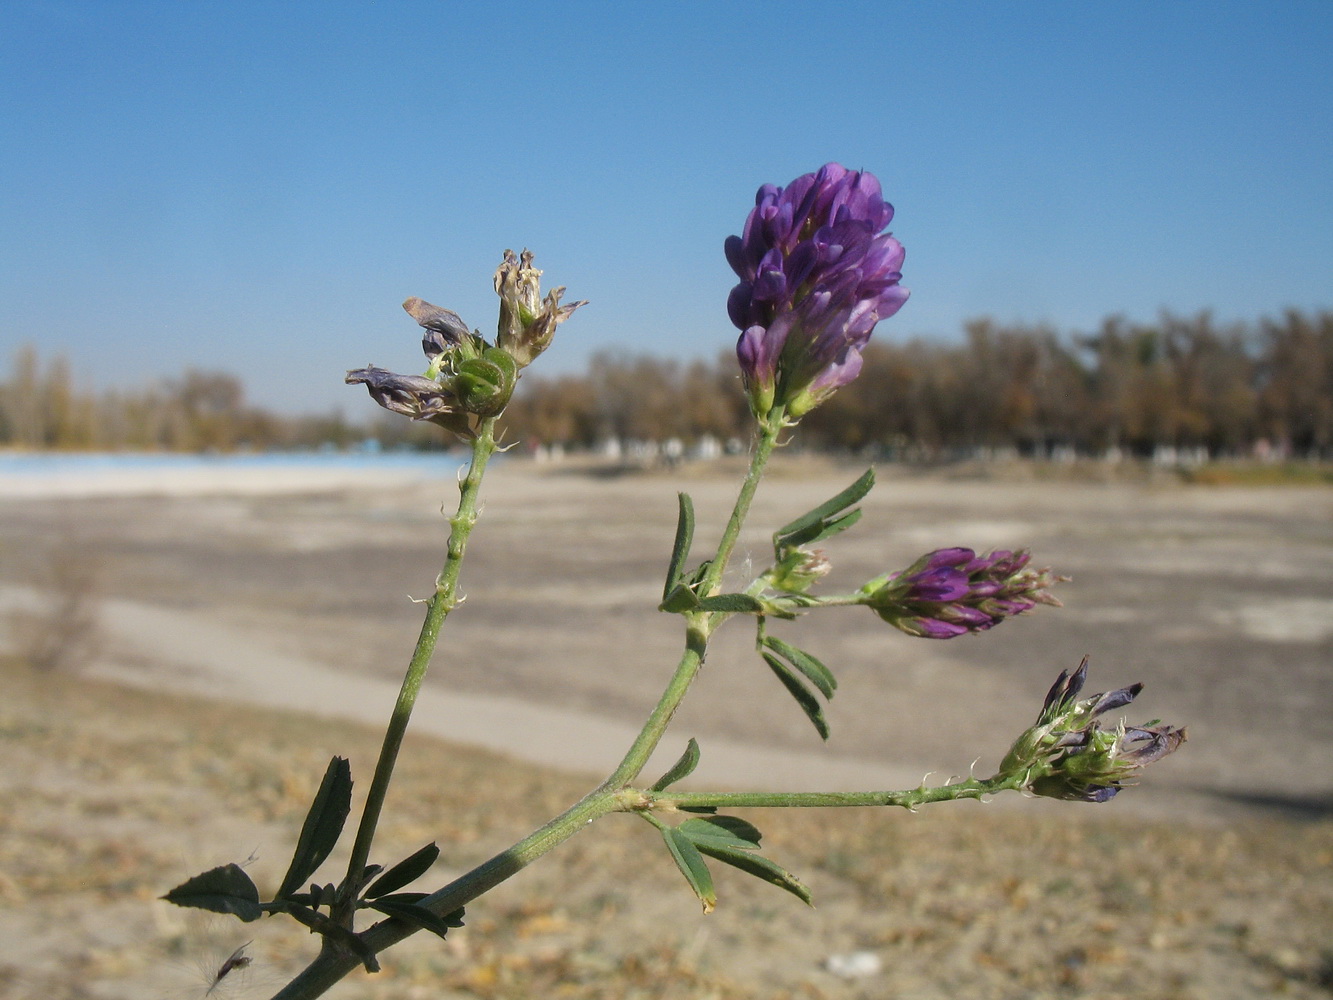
2, 454, 1331, 824
2, 454, 1332, 999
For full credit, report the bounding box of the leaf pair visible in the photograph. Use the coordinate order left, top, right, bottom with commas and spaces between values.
662, 815, 811, 913
163, 757, 458, 942
357, 842, 463, 938
772, 467, 874, 557
163, 756, 354, 921
760, 636, 837, 740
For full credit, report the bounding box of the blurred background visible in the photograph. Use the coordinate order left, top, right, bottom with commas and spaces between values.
1, 2, 1330, 998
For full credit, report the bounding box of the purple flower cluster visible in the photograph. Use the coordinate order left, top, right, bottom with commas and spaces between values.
1006, 658, 1188, 802
726, 163, 908, 418
866, 547, 1063, 639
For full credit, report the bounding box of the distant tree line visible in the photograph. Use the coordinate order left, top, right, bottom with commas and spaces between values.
505, 310, 1333, 459
2, 310, 1330, 458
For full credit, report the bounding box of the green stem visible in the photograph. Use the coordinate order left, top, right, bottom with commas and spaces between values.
341, 418, 499, 902
643, 772, 1033, 812
701, 407, 784, 596
605, 410, 785, 788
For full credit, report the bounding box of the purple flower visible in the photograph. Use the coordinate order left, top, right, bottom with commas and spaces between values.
1003, 658, 1188, 802
864, 548, 1064, 639
726, 163, 908, 418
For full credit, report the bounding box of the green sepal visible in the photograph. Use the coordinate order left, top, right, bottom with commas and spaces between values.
276, 756, 353, 900
696, 593, 765, 613
662, 492, 696, 600
761, 636, 837, 699
773, 468, 874, 553
650, 737, 701, 791
694, 844, 813, 907
677, 815, 762, 851
364, 843, 440, 899
662, 826, 716, 913
162, 863, 262, 922
658, 583, 701, 613
454, 351, 515, 416
762, 652, 831, 740
365, 896, 465, 940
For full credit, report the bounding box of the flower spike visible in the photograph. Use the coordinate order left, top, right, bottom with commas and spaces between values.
727, 163, 908, 419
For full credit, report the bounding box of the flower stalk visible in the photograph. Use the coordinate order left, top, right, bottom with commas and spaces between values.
340, 415, 501, 904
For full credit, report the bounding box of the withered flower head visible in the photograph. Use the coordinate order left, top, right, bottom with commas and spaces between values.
344, 365, 475, 438
1002, 658, 1187, 802
494, 249, 586, 369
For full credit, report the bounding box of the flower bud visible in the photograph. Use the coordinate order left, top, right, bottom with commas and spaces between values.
863, 548, 1064, 639
494, 249, 586, 369
765, 546, 832, 594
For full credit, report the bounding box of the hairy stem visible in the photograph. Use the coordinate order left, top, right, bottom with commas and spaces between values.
642, 771, 1034, 812
341, 418, 500, 902
701, 408, 784, 596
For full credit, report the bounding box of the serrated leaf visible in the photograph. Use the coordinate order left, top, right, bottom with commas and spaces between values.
696, 593, 765, 613
662, 827, 716, 913
163, 864, 262, 922
651, 738, 701, 792
364, 843, 440, 899
774, 468, 874, 551
658, 583, 701, 614
678, 815, 762, 851
663, 492, 696, 600
694, 844, 813, 906
277, 756, 353, 899
762, 636, 837, 698
762, 652, 830, 740
366, 898, 465, 940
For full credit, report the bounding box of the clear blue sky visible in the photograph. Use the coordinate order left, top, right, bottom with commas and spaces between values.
2, 0, 1330, 414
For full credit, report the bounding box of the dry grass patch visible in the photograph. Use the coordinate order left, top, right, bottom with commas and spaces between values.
0, 655, 1329, 999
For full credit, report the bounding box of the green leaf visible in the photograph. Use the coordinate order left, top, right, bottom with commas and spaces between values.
662, 826, 716, 913
277, 756, 353, 899
678, 815, 762, 851
762, 652, 830, 740
364, 843, 440, 899
650, 738, 701, 792
694, 844, 813, 906
762, 636, 837, 698
163, 863, 262, 922
662, 492, 695, 600
773, 468, 874, 551
365, 898, 465, 940
793, 507, 864, 547
696, 593, 765, 613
